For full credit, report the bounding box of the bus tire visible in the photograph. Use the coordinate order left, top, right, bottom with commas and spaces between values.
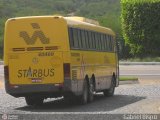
80, 80, 88, 104
25, 96, 44, 106
103, 76, 116, 97
88, 78, 94, 102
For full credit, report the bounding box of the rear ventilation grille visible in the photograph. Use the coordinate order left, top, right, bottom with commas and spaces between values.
72, 70, 77, 80
27, 47, 43, 51
12, 48, 25, 52
12, 46, 58, 52
45, 46, 58, 50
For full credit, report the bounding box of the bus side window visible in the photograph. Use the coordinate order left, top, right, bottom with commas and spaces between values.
104, 34, 107, 51
81, 30, 86, 49
88, 31, 92, 49
95, 32, 99, 50
111, 36, 114, 52
109, 35, 112, 52
73, 28, 79, 48
98, 33, 101, 50
68, 27, 74, 49
77, 29, 82, 49
100, 33, 104, 51
85, 30, 90, 49
92, 32, 96, 50
107, 35, 110, 51
103, 34, 106, 51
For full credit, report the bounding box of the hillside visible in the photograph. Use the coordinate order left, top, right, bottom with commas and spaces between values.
0, 0, 121, 57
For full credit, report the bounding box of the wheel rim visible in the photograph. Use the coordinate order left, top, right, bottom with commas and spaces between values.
83, 83, 88, 103
109, 78, 115, 93
89, 83, 94, 100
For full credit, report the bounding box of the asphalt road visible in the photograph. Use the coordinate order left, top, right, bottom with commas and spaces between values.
120, 64, 160, 76
120, 65, 160, 84
0, 65, 160, 120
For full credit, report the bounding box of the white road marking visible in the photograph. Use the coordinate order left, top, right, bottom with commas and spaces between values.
121, 74, 160, 76
26, 112, 110, 115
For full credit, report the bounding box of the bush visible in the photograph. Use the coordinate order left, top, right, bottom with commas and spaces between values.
121, 0, 160, 57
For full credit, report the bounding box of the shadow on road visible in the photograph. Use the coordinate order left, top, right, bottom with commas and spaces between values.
16, 94, 146, 112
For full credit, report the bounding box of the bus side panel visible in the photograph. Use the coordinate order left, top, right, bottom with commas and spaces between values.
70, 50, 117, 93
82, 51, 116, 91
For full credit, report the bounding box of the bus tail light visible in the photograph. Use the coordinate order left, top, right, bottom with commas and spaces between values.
4, 66, 9, 82
63, 63, 70, 79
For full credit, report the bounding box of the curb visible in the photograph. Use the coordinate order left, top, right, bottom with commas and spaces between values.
0, 61, 3, 65
120, 62, 160, 65
119, 80, 139, 85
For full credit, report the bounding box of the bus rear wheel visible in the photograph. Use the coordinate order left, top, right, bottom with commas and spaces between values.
88, 78, 94, 102
103, 76, 116, 97
80, 80, 88, 104
25, 96, 44, 106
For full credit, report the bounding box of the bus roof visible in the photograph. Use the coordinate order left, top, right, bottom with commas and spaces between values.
64, 16, 115, 36
6, 15, 115, 36
65, 16, 100, 25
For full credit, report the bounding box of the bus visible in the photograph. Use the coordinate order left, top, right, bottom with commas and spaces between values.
4, 16, 119, 106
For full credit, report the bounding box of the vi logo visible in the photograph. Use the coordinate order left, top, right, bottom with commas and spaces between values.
19, 23, 50, 45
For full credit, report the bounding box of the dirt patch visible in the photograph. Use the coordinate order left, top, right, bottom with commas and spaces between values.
139, 79, 160, 85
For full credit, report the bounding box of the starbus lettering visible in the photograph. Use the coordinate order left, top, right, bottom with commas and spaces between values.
17, 67, 54, 78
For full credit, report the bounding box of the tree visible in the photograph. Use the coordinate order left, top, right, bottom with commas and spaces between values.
121, 0, 160, 57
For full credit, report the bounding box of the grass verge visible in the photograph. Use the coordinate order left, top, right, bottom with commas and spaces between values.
119, 77, 138, 81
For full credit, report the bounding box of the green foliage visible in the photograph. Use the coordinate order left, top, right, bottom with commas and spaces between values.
76, 0, 121, 35
121, 0, 160, 57
119, 77, 138, 81
0, 0, 121, 58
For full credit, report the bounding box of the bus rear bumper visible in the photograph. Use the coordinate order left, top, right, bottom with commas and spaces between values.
7, 84, 57, 94
5, 82, 75, 98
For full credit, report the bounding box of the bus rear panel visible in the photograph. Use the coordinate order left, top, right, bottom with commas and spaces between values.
4, 16, 71, 97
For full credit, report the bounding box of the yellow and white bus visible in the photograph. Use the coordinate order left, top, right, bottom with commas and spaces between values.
4, 16, 119, 105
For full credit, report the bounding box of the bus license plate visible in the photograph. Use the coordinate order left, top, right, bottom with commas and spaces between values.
31, 78, 42, 83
